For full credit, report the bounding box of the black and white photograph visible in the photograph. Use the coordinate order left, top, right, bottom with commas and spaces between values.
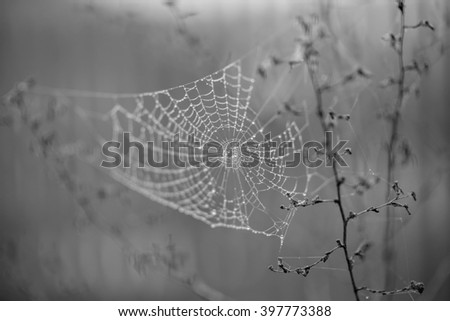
0, 0, 449, 315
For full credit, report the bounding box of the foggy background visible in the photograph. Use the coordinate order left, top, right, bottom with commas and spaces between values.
0, 0, 449, 300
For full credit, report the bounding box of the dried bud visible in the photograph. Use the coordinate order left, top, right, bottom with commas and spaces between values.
410, 281, 425, 294
353, 241, 373, 261
296, 267, 310, 277
356, 66, 372, 78
422, 20, 435, 31
396, 0, 405, 14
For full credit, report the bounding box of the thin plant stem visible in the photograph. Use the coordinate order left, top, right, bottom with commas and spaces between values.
384, 0, 406, 292
305, 60, 360, 301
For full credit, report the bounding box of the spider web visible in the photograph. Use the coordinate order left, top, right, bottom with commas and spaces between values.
70, 58, 332, 243
20, 22, 358, 246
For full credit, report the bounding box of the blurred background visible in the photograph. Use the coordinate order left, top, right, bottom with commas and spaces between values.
0, 0, 449, 300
